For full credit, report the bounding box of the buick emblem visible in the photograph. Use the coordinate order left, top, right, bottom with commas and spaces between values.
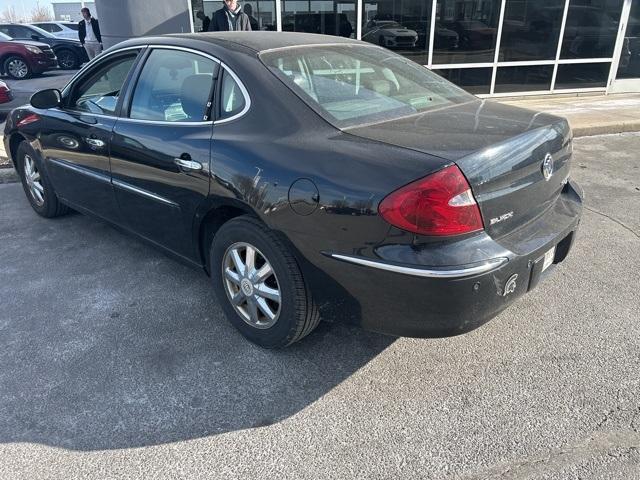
503, 274, 518, 297
542, 153, 554, 181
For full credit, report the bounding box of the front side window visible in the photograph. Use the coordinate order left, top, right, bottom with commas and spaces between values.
70, 54, 138, 115
129, 49, 217, 122
219, 70, 246, 120
261, 45, 474, 129
10, 25, 37, 39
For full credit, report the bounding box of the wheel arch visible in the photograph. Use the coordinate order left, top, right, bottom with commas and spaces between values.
8, 132, 28, 174
196, 201, 262, 275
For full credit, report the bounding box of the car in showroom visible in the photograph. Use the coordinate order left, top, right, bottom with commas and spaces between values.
0, 31, 57, 79
31, 21, 80, 41
0, 23, 87, 70
362, 20, 418, 48
3, 32, 582, 348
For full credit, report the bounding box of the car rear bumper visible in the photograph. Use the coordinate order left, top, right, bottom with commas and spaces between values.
304, 179, 583, 338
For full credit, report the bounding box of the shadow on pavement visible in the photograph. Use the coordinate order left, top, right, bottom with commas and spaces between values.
0, 183, 394, 450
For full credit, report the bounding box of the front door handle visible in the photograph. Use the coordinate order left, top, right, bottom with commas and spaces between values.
174, 158, 202, 171
85, 137, 105, 148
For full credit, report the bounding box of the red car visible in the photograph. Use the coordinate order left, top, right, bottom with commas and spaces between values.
0, 80, 11, 103
0, 31, 57, 79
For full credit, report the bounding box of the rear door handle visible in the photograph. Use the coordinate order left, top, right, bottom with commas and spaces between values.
85, 137, 105, 148
174, 158, 202, 171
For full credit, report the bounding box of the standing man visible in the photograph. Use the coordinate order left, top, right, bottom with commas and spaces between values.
210, 0, 252, 31
196, 10, 211, 32
78, 7, 102, 60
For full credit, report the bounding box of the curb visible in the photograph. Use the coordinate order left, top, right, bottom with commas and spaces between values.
571, 121, 640, 138
0, 166, 18, 184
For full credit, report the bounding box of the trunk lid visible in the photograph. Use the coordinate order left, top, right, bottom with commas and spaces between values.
347, 99, 573, 238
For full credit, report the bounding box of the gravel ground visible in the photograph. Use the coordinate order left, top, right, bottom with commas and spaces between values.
0, 133, 639, 479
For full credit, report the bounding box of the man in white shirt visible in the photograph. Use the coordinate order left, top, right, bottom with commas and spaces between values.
78, 7, 103, 60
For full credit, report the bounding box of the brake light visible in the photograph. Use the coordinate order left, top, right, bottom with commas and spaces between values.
17, 113, 40, 127
378, 165, 484, 236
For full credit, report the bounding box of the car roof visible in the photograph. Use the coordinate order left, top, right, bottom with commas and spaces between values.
129, 32, 362, 53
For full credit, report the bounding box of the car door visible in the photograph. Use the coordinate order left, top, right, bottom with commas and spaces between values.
40, 48, 142, 221
109, 47, 218, 260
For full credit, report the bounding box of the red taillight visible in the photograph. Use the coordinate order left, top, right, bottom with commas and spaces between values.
378, 165, 484, 236
17, 113, 40, 127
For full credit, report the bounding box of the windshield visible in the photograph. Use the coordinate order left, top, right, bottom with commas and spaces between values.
260, 45, 474, 129
0, 32, 11, 40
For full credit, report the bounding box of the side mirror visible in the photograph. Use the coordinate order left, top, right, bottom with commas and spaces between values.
30, 89, 62, 109
31, 34, 41, 40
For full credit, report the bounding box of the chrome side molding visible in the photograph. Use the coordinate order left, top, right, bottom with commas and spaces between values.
329, 253, 508, 279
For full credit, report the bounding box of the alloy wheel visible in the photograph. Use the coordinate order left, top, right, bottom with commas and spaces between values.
7, 58, 28, 79
58, 51, 75, 69
23, 154, 44, 206
222, 242, 281, 329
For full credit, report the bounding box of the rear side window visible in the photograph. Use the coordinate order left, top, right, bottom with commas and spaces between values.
66, 23, 80, 31
129, 49, 218, 122
219, 70, 246, 120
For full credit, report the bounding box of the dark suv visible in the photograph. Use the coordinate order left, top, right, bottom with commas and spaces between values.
0, 32, 57, 79
0, 23, 87, 70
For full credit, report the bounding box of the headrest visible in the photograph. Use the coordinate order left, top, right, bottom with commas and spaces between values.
180, 74, 213, 120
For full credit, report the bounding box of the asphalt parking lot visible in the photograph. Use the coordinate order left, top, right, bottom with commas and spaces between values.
0, 133, 639, 479
0, 70, 77, 120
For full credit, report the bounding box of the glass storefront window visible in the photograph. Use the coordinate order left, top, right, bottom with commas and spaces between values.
617, 0, 640, 79
560, 0, 624, 59
203, 0, 277, 30
433, 0, 501, 64
495, 65, 554, 93
282, 0, 356, 37
555, 62, 611, 88
361, 0, 432, 65
499, 0, 563, 61
433, 67, 492, 94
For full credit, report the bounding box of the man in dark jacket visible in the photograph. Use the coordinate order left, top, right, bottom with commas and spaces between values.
78, 7, 102, 60
196, 10, 211, 32
210, 0, 252, 31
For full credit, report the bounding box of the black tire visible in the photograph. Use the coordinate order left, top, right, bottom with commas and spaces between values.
210, 215, 320, 348
16, 142, 69, 218
3, 55, 32, 79
56, 49, 79, 70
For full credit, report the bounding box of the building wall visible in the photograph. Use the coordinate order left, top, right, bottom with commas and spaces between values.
94, 0, 192, 48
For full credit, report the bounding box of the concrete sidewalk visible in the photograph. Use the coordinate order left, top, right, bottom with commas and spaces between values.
496, 93, 640, 138
1, 93, 640, 170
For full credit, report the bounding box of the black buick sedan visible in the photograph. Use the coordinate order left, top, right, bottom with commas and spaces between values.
3, 32, 583, 347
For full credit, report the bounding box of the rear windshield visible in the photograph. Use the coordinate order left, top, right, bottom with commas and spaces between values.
65, 23, 80, 31
260, 44, 474, 129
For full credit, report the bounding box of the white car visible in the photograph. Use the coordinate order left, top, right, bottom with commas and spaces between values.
30, 21, 79, 41
363, 21, 418, 49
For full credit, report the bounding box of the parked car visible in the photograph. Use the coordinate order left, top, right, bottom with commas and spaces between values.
363, 20, 418, 48
0, 31, 57, 79
31, 21, 80, 40
0, 79, 11, 103
444, 19, 497, 51
0, 23, 87, 70
3, 32, 583, 348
